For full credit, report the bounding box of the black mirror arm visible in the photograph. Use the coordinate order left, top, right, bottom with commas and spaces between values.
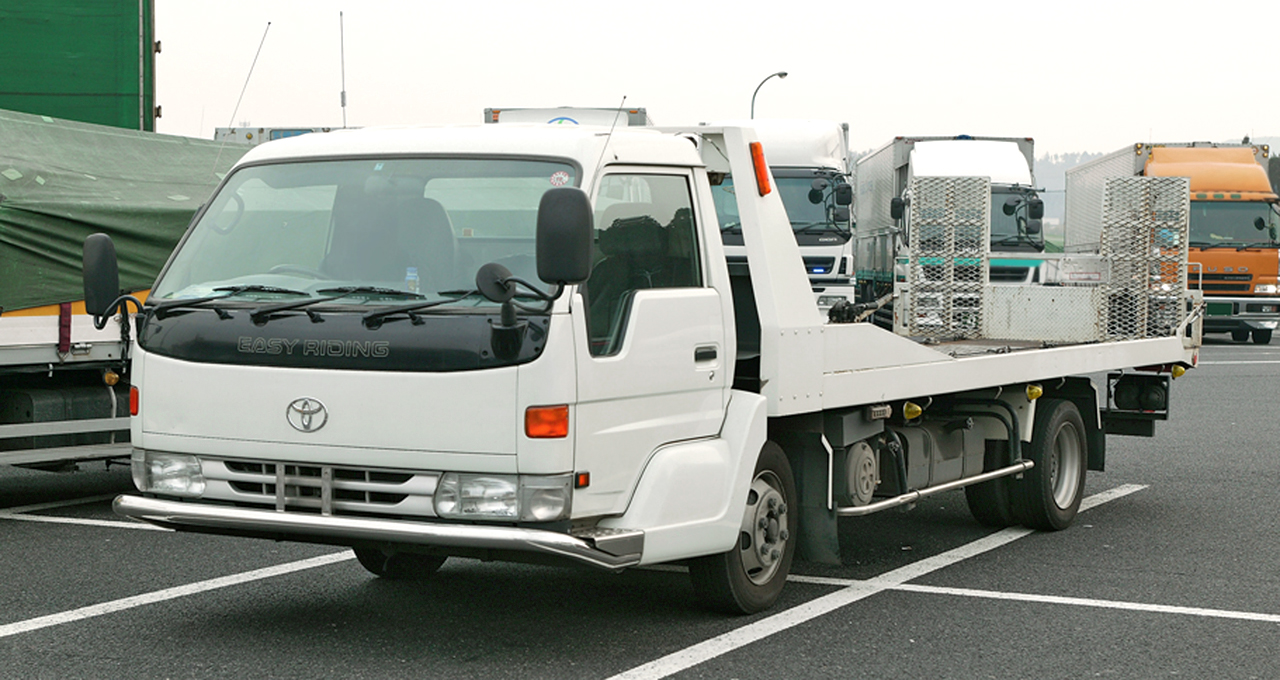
92, 294, 145, 331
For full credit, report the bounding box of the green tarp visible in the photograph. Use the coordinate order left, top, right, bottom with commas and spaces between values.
0, 108, 246, 311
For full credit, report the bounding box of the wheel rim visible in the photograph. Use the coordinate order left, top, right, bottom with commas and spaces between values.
737, 470, 789, 586
1049, 420, 1084, 508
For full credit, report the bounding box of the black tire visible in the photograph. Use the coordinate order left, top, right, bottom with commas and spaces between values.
1013, 399, 1087, 531
1253, 329, 1273, 345
353, 547, 447, 580
964, 440, 1018, 527
689, 441, 797, 615
1232, 329, 1250, 342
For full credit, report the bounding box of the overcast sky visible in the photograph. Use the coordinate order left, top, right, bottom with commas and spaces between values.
153, 0, 1279, 156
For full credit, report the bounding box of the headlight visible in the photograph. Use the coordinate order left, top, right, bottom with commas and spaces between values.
132, 450, 205, 497
1255, 284, 1278, 294
435, 473, 572, 522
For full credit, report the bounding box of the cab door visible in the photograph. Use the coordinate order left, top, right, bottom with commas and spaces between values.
572, 169, 729, 517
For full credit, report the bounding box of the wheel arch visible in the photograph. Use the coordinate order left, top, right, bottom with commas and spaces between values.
1042, 376, 1105, 472
599, 389, 768, 565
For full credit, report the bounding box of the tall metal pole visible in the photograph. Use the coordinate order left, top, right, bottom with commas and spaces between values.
750, 71, 788, 119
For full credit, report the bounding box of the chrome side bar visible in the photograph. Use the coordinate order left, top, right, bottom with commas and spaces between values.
836, 460, 1034, 517
114, 495, 643, 571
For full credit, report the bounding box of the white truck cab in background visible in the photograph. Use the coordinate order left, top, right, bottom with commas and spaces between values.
857, 136, 1046, 313
675, 120, 856, 313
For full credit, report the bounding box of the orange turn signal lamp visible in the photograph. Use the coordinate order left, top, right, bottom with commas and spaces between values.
129, 386, 139, 416
750, 142, 771, 196
525, 405, 568, 438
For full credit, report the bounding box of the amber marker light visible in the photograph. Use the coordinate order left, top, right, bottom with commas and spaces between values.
129, 386, 139, 416
902, 401, 923, 420
1026, 384, 1044, 400
1171, 365, 1187, 379
575, 472, 590, 489
102, 369, 120, 387
750, 142, 771, 196
525, 405, 569, 438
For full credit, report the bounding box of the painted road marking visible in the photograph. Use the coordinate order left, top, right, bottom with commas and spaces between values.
0, 494, 163, 531
1197, 360, 1280, 365
607, 484, 1148, 680
0, 552, 354, 639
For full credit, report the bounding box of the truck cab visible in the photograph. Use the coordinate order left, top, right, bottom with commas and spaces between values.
686, 120, 856, 312
857, 136, 1046, 307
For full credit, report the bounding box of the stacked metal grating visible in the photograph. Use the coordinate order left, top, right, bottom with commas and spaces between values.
903, 176, 991, 339
1098, 176, 1191, 341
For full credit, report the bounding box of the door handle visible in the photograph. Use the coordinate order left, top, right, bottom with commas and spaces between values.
694, 346, 717, 362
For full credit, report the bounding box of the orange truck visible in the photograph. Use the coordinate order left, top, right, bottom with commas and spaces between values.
1066, 142, 1280, 344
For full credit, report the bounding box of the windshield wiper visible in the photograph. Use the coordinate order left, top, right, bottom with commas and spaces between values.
248, 286, 428, 323
151, 285, 310, 319
361, 290, 482, 326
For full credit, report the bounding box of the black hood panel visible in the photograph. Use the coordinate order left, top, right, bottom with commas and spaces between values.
139, 308, 550, 372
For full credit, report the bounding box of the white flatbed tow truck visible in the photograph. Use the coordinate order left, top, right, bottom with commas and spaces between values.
86, 124, 1200, 613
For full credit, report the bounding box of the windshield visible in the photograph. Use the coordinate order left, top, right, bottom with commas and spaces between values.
990, 187, 1044, 250
1188, 201, 1278, 246
712, 172, 846, 234
151, 157, 577, 307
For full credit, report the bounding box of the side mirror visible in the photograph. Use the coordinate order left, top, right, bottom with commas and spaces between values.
890, 196, 905, 221
1028, 198, 1045, 220
83, 233, 121, 317
1025, 218, 1043, 236
833, 206, 851, 223
1003, 197, 1019, 216
536, 187, 594, 285
834, 182, 853, 207
808, 178, 829, 205
1255, 216, 1267, 231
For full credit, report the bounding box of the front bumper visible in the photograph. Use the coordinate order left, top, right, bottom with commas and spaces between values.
114, 495, 643, 571
1201, 296, 1280, 332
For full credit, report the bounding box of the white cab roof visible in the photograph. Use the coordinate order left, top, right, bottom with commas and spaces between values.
701, 119, 847, 170
232, 124, 704, 176
910, 139, 1032, 186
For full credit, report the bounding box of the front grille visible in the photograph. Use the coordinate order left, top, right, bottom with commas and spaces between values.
204, 458, 440, 517
990, 266, 1031, 282
1191, 283, 1250, 292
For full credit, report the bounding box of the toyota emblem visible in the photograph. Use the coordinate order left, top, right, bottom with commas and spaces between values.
286, 398, 328, 433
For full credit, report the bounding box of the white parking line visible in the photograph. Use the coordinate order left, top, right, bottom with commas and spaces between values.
895, 584, 1280, 624
1197, 360, 1280, 365
0, 494, 162, 530
607, 484, 1146, 680
0, 552, 353, 639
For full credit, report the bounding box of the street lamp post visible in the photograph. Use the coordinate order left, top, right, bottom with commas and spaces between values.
750, 71, 788, 119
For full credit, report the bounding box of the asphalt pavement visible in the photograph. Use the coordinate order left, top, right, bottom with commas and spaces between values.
2, 337, 1277, 679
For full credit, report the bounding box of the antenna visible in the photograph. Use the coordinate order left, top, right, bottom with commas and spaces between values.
340, 12, 348, 128
227, 22, 271, 128
213, 22, 270, 175
593, 95, 627, 173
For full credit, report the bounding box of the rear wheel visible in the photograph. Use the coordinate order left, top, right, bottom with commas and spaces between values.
689, 441, 797, 615
353, 547, 447, 580
964, 440, 1018, 527
1014, 399, 1087, 531
1232, 329, 1250, 342
1252, 329, 1272, 345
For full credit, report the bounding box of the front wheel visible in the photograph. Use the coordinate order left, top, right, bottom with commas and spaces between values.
1232, 329, 1250, 342
689, 441, 798, 615
353, 547, 447, 580
1013, 398, 1087, 531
